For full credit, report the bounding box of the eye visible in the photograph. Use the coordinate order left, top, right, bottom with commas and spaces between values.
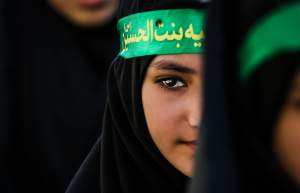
155, 77, 187, 92
162, 78, 185, 88
291, 99, 300, 110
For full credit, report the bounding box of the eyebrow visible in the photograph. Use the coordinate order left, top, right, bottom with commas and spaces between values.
149, 60, 196, 74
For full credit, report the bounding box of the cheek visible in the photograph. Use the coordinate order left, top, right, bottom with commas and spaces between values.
142, 84, 185, 147
274, 109, 300, 186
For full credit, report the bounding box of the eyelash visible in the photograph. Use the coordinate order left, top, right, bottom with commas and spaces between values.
155, 77, 187, 92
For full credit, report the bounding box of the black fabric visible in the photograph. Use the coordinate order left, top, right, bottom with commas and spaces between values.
189, 0, 300, 193
0, 0, 119, 192
66, 0, 207, 192
188, 0, 240, 192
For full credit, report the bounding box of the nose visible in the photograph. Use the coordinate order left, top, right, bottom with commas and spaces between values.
187, 91, 202, 128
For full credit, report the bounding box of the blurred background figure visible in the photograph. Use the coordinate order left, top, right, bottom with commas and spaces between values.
0, 0, 119, 192
189, 0, 300, 193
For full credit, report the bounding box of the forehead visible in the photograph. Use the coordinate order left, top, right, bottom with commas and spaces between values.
149, 53, 203, 71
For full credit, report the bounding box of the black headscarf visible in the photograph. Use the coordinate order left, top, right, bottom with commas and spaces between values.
66, 0, 207, 192
189, 0, 300, 192
0, 0, 119, 192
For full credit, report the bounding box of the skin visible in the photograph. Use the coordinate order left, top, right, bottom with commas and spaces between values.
47, 0, 119, 27
274, 65, 300, 187
142, 54, 202, 177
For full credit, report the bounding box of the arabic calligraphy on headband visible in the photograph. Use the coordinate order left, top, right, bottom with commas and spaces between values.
121, 19, 205, 52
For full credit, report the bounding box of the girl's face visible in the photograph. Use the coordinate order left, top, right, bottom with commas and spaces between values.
274, 66, 300, 187
142, 54, 202, 177
47, 0, 119, 27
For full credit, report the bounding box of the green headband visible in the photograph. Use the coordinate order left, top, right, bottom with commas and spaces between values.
117, 9, 205, 59
239, 1, 300, 82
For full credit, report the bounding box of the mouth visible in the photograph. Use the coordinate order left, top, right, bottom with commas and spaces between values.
76, 0, 107, 8
180, 140, 197, 150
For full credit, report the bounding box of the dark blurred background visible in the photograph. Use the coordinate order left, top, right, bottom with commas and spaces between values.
0, 0, 119, 192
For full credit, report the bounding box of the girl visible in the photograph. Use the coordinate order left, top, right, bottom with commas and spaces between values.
67, 0, 207, 192
190, 0, 300, 193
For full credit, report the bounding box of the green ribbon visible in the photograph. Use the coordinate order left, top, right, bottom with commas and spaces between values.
239, 1, 300, 82
117, 9, 205, 59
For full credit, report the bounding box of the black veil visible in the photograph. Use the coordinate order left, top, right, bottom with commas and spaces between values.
0, 0, 119, 192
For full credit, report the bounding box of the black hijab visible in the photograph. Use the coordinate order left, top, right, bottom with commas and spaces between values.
189, 0, 300, 192
0, 0, 119, 192
66, 0, 207, 192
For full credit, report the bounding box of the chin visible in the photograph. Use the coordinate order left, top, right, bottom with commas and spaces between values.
69, 12, 113, 27
181, 167, 193, 177
177, 159, 194, 177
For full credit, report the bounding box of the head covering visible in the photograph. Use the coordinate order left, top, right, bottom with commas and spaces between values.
189, 0, 300, 193
66, 0, 207, 192
0, 0, 119, 192
117, 9, 205, 58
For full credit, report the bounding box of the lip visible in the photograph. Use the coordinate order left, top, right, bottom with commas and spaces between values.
76, 0, 106, 7
181, 141, 197, 151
